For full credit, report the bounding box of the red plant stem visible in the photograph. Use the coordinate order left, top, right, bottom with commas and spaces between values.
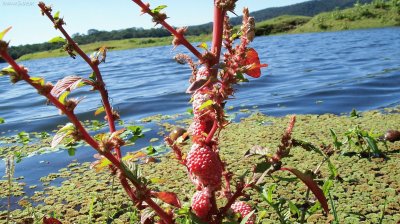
120, 177, 140, 203
38, 3, 121, 159
145, 198, 174, 224
205, 119, 218, 144
211, 2, 224, 65
1, 49, 173, 223
217, 183, 248, 220
130, 0, 203, 61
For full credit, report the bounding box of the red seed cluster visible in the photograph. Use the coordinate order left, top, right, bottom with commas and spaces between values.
191, 189, 211, 219
186, 144, 222, 190
231, 201, 255, 224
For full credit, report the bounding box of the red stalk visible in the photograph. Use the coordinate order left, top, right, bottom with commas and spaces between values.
131, 0, 203, 61
211, 2, 225, 65
38, 3, 122, 159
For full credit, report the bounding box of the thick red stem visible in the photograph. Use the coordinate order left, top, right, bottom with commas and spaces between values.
131, 0, 203, 61
211, 3, 225, 65
38, 3, 121, 159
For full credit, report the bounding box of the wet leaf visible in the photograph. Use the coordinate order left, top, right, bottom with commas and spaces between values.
0, 117, 4, 124
152, 191, 181, 208
48, 36, 66, 44
198, 99, 213, 111
244, 48, 267, 78
0, 26, 12, 40
51, 123, 75, 148
30, 77, 45, 86
151, 5, 167, 14
94, 106, 105, 116
280, 167, 329, 214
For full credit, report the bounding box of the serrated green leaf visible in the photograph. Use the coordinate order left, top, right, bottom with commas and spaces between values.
151, 5, 167, 14
94, 106, 105, 116
198, 100, 213, 111
197, 42, 208, 50
0, 27, 12, 40
48, 36, 66, 44
0, 117, 4, 124
54, 11, 60, 20
59, 91, 70, 104
30, 77, 45, 86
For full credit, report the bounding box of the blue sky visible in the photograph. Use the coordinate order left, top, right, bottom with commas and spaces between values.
0, 0, 308, 46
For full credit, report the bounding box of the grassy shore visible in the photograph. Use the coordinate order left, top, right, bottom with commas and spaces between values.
1, 108, 400, 223
16, 2, 400, 61
17, 34, 211, 61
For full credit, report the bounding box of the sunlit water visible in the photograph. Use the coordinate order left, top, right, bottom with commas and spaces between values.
0, 27, 399, 208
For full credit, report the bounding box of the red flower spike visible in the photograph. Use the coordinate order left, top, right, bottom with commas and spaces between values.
280, 167, 329, 214
244, 48, 267, 78
43, 217, 62, 224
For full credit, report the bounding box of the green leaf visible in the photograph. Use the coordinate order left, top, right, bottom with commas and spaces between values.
17, 131, 30, 145
198, 100, 213, 111
94, 106, 105, 116
48, 36, 66, 44
59, 91, 70, 105
330, 129, 342, 150
30, 77, 45, 86
0, 66, 16, 76
51, 123, 75, 148
197, 42, 208, 50
67, 147, 76, 156
54, 11, 60, 20
240, 210, 255, 224
0, 27, 12, 40
364, 136, 381, 154
327, 160, 338, 178
146, 145, 156, 155
151, 5, 167, 14
288, 200, 301, 217
0, 117, 4, 124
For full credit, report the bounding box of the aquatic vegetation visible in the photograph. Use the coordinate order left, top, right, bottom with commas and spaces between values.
2, 0, 398, 223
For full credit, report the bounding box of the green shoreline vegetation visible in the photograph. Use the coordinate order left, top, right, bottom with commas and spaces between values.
15, 0, 400, 61
1, 108, 399, 222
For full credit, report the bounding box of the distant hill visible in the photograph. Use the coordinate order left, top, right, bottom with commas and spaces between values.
5, 0, 374, 61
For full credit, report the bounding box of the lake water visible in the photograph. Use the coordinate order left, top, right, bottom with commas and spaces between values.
0, 27, 400, 207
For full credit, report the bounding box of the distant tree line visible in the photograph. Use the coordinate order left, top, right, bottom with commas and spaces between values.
2, 0, 373, 62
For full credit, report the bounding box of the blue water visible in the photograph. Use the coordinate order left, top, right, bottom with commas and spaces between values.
0, 27, 400, 207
